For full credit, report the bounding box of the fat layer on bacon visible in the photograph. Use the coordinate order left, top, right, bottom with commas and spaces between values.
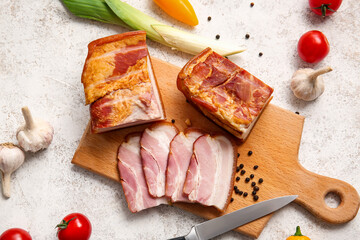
81, 31, 165, 133
177, 48, 273, 140
165, 128, 204, 202
118, 133, 167, 213
140, 122, 179, 198
183, 134, 236, 211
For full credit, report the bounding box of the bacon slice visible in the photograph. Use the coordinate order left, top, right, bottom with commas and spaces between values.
140, 122, 179, 198
118, 133, 167, 213
183, 134, 236, 211
177, 48, 273, 140
165, 128, 205, 202
82, 31, 165, 133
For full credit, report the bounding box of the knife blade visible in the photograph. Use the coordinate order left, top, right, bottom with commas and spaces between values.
168, 195, 297, 240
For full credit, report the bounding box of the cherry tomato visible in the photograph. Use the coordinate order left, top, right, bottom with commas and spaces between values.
153, 0, 198, 26
0, 228, 32, 240
297, 30, 330, 64
57, 213, 92, 240
309, 0, 342, 17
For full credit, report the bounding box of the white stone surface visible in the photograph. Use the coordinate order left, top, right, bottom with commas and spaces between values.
0, 0, 359, 239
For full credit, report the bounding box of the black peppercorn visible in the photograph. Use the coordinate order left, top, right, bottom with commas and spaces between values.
241, 170, 246, 175
235, 189, 240, 194
234, 186, 238, 190
230, 197, 234, 202
245, 177, 250, 183
259, 52, 263, 57
243, 192, 248, 197
252, 190, 256, 195
250, 174, 254, 179
216, 34, 220, 40
171, 119, 175, 123
224, 56, 228, 59
295, 111, 300, 115
251, 182, 256, 187
207, 16, 212, 21
236, 167, 240, 173
253, 165, 258, 170
239, 164, 244, 169
248, 151, 253, 156
239, 191, 243, 195
258, 178, 263, 184
253, 195, 259, 201
236, 176, 240, 182
237, 153, 240, 157
250, 2, 254, 7
245, 34, 250, 39
254, 186, 259, 191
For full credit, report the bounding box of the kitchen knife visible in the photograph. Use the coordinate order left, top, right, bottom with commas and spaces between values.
168, 195, 297, 240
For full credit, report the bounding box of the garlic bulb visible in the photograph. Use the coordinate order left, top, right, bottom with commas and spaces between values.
16, 107, 54, 152
0, 143, 25, 198
290, 66, 332, 101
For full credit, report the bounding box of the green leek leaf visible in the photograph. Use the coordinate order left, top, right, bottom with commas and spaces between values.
62, 0, 127, 27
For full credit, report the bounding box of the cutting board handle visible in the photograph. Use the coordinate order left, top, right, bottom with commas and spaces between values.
295, 167, 360, 224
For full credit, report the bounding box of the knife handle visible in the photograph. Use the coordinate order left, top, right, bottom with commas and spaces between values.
167, 237, 186, 240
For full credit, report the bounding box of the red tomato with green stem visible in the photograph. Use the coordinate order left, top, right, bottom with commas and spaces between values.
309, 0, 342, 17
57, 213, 92, 240
0, 228, 32, 240
297, 30, 330, 64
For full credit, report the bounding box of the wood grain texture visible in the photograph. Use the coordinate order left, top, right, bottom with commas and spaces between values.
72, 57, 360, 239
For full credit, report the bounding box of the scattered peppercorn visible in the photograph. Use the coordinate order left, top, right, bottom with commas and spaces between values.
236, 166, 240, 172
258, 178, 263, 184
237, 153, 240, 157
171, 119, 175, 123
245, 34, 250, 39
216, 34, 220, 40
253, 165, 258, 170
230, 197, 234, 202
295, 111, 300, 115
254, 186, 259, 191
239, 191, 243, 195
250, 2, 254, 7
245, 177, 250, 183
248, 151, 253, 156
251, 182, 256, 187
243, 192, 248, 197
234, 186, 238, 190
224, 56, 228, 59
241, 170, 246, 175
250, 174, 254, 179
239, 164, 244, 169
252, 190, 256, 195
259, 52, 263, 57
236, 176, 240, 182
253, 195, 259, 201
207, 16, 212, 21
235, 189, 240, 194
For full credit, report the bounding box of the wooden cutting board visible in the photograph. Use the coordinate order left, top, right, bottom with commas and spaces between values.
72, 57, 360, 238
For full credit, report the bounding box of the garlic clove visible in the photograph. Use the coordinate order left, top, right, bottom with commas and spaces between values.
0, 143, 25, 198
16, 107, 54, 152
290, 66, 332, 101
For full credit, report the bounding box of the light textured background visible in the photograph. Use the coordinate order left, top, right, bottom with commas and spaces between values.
0, 0, 359, 239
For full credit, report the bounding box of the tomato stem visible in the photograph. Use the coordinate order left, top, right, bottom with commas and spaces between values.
313, 4, 336, 17
56, 217, 77, 234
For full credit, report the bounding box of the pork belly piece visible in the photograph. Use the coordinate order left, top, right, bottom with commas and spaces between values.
165, 128, 205, 202
177, 47, 273, 140
183, 134, 236, 211
118, 133, 167, 213
140, 122, 179, 197
81, 31, 165, 133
